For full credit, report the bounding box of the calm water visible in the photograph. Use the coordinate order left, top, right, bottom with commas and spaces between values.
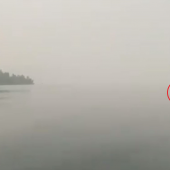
0, 85, 170, 170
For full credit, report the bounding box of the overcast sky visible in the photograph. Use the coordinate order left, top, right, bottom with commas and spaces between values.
0, 0, 169, 85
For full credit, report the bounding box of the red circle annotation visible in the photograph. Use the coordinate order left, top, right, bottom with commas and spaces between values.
167, 85, 170, 100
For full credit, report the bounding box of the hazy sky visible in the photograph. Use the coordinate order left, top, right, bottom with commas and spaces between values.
0, 0, 169, 85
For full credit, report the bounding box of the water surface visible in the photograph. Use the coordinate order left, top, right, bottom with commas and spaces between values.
0, 85, 169, 170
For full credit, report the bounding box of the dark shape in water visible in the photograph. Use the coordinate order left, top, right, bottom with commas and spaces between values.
0, 70, 34, 85
0, 90, 10, 93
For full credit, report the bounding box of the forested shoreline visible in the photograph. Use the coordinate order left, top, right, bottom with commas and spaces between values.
0, 70, 34, 85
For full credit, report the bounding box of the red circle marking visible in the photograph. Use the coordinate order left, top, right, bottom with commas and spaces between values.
167, 85, 170, 100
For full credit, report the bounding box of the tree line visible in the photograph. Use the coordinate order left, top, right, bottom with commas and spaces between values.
0, 70, 34, 85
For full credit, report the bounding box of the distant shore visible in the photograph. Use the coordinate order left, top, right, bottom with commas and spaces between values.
0, 70, 34, 85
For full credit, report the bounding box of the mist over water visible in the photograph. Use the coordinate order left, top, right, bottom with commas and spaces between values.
0, 85, 170, 170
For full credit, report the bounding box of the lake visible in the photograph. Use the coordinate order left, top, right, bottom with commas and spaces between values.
0, 84, 170, 170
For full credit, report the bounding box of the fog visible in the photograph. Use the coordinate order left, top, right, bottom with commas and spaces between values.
0, 1, 170, 168
0, 0, 169, 85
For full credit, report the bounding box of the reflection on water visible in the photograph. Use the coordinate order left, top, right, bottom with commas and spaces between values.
0, 86, 30, 103
0, 97, 9, 100
0, 89, 30, 93
0, 90, 10, 93
0, 85, 170, 170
